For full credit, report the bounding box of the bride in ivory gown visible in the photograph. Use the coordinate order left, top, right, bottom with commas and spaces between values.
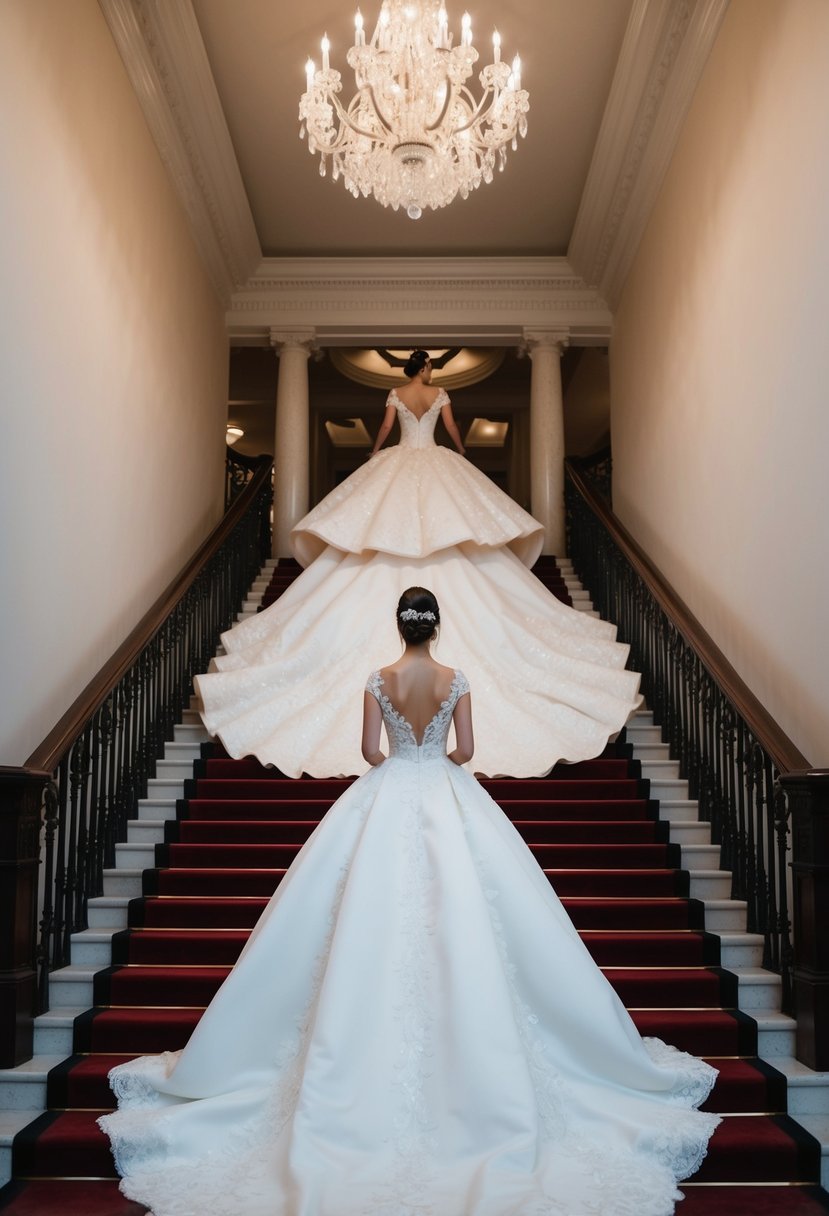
195, 350, 642, 779
99, 587, 719, 1216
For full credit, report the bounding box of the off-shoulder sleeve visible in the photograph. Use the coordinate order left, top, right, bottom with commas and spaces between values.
436, 387, 450, 408
453, 670, 470, 698
365, 671, 383, 700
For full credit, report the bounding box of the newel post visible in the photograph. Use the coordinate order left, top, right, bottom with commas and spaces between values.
0, 768, 48, 1066
779, 769, 829, 1070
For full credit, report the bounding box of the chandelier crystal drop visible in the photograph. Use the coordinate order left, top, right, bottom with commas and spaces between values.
299, 1, 529, 219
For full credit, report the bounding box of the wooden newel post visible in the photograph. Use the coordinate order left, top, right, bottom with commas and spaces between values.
779, 769, 829, 1070
0, 768, 49, 1067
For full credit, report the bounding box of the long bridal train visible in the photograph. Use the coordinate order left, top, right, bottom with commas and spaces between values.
100, 671, 719, 1216
97, 393, 717, 1215
195, 393, 642, 778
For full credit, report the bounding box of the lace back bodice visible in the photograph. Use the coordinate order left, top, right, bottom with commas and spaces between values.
366, 668, 470, 761
389, 388, 448, 449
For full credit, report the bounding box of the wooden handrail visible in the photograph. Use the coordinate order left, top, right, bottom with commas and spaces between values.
25, 455, 273, 774
565, 460, 810, 775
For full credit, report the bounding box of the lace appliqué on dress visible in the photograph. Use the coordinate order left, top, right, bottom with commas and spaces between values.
366, 668, 468, 762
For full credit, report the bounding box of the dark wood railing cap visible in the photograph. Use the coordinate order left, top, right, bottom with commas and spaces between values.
566, 460, 810, 776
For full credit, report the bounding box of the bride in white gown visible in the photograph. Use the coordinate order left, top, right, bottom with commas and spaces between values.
99, 587, 719, 1216
194, 350, 642, 779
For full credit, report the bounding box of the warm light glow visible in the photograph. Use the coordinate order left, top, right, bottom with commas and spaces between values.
299, 0, 529, 218
330, 346, 507, 390
324, 418, 373, 448
305, 57, 315, 89
465, 417, 509, 447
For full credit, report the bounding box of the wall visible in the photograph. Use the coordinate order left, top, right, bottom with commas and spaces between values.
0, 0, 229, 763
611, 0, 829, 764
563, 349, 611, 457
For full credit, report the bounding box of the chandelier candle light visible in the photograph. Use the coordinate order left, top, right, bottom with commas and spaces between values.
299, 1, 529, 219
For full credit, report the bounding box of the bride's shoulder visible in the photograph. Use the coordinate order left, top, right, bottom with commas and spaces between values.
365, 670, 384, 696
435, 662, 467, 691
450, 668, 470, 696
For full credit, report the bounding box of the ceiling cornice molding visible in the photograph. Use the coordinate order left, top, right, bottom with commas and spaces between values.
98, 0, 261, 303
568, 0, 729, 307
227, 256, 612, 346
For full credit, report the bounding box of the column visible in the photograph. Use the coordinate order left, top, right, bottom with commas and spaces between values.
524, 329, 569, 556
269, 329, 316, 558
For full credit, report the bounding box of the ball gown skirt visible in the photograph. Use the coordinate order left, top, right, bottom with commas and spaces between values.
99, 673, 719, 1216
193, 390, 643, 778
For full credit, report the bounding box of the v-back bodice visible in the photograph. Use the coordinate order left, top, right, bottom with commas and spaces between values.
366, 668, 469, 761
389, 387, 448, 450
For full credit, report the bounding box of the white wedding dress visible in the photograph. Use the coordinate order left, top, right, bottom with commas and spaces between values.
100, 669, 719, 1216
195, 389, 642, 779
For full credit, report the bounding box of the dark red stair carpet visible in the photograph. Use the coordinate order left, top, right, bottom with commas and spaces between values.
2, 558, 826, 1214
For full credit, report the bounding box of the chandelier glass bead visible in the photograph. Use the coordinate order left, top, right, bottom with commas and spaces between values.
299, 1, 529, 219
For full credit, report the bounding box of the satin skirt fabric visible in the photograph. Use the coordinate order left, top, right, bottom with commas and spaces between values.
290, 444, 544, 568
99, 756, 719, 1216
195, 542, 642, 779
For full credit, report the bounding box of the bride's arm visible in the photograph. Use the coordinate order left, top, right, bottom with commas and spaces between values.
440, 401, 466, 456
369, 403, 397, 456
447, 692, 474, 765
361, 692, 387, 766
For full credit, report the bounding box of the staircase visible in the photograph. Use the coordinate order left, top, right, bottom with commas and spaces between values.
1, 559, 828, 1215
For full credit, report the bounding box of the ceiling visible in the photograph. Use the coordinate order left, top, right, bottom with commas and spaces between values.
190, 0, 633, 258
101, 0, 728, 332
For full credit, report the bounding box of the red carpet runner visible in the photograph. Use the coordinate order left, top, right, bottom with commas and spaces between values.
1, 560, 828, 1215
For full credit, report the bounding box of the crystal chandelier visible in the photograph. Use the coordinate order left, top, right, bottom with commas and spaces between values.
299, 1, 529, 219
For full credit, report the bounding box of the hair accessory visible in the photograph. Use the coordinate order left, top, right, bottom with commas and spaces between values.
400, 609, 436, 622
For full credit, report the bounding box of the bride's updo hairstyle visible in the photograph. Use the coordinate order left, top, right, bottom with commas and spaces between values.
396, 586, 440, 645
403, 349, 430, 379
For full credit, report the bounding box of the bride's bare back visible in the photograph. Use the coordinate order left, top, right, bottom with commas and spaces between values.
362, 651, 473, 766
378, 658, 458, 744
392, 381, 443, 421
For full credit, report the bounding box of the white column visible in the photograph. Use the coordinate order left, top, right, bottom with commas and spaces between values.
269, 329, 316, 558
525, 329, 569, 556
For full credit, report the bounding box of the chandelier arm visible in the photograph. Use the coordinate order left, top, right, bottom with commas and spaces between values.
364, 86, 396, 138
324, 89, 389, 144
448, 85, 499, 136
425, 76, 454, 133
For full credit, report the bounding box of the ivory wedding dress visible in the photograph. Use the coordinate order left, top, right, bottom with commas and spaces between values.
195, 389, 642, 778
100, 669, 719, 1216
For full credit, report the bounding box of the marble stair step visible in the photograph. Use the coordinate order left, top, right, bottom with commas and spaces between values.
0, 1111, 40, 1187
666, 820, 710, 845
659, 800, 700, 824
773, 1058, 829, 1118
703, 899, 748, 932
102, 867, 144, 898
755, 1011, 797, 1058
0, 1056, 65, 1112
137, 798, 178, 823
87, 896, 131, 930
173, 722, 210, 744
32, 1007, 88, 1058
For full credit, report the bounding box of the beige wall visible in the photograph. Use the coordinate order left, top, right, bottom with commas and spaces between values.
0, 1, 229, 763
611, 0, 829, 764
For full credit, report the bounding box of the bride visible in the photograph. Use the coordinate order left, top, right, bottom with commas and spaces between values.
99, 587, 719, 1216
195, 350, 642, 778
